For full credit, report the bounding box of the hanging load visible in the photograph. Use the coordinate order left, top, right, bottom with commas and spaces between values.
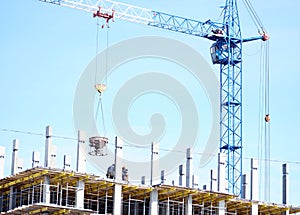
88, 136, 108, 156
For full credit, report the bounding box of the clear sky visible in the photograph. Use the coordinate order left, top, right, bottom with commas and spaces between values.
0, 0, 300, 208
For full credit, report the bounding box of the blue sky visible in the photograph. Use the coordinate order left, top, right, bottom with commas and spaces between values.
1, 0, 300, 207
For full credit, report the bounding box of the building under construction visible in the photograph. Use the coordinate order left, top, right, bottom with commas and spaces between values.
0, 126, 299, 215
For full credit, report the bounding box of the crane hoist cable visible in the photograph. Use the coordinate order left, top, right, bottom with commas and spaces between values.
94, 18, 111, 137
241, 0, 268, 38
257, 39, 270, 201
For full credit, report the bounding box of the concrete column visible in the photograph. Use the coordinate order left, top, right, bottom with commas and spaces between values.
114, 136, 123, 181
186, 148, 193, 188
149, 189, 158, 215
241, 174, 247, 199
32, 151, 40, 168
17, 158, 23, 172
251, 202, 258, 215
179, 164, 185, 186
49, 145, 57, 168
161, 170, 166, 184
9, 187, 15, 210
141, 176, 145, 185
76, 130, 86, 173
43, 176, 50, 204
250, 158, 258, 200
0, 146, 5, 179
282, 163, 289, 215
150, 142, 159, 186
75, 180, 85, 209
113, 136, 123, 215
11, 139, 19, 175
210, 169, 217, 191
44, 125, 52, 168
192, 175, 199, 188
218, 200, 225, 215
218, 153, 226, 193
113, 184, 122, 215
64, 155, 71, 170
185, 195, 193, 215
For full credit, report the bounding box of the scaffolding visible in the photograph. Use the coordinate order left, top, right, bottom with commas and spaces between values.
0, 167, 299, 214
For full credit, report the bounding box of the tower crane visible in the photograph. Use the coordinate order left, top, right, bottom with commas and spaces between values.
40, 0, 268, 196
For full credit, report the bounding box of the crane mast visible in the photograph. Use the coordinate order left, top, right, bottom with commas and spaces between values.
40, 0, 268, 196
218, 0, 243, 195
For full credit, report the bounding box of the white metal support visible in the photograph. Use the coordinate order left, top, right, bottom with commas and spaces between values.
76, 130, 87, 173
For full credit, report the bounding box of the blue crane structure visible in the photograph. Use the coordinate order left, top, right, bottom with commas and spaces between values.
40, 0, 268, 196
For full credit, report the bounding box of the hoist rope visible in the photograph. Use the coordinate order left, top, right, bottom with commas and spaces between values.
241, 0, 266, 33
94, 19, 110, 136
257, 40, 270, 201
264, 40, 270, 202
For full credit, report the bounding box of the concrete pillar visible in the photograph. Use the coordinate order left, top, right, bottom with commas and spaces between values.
161, 170, 166, 184
32, 151, 40, 168
49, 144, 57, 168
250, 158, 258, 200
43, 176, 50, 204
76, 130, 86, 173
150, 142, 159, 186
114, 136, 123, 181
17, 158, 23, 172
11, 139, 19, 175
179, 164, 185, 186
113, 184, 122, 215
282, 163, 289, 215
9, 187, 15, 210
64, 155, 71, 170
44, 125, 52, 168
113, 136, 123, 215
210, 169, 217, 191
192, 175, 199, 188
75, 180, 85, 209
241, 174, 247, 199
251, 202, 258, 215
149, 189, 158, 215
218, 153, 226, 193
0, 146, 5, 179
218, 200, 226, 215
186, 148, 193, 188
9, 139, 19, 210
185, 195, 193, 215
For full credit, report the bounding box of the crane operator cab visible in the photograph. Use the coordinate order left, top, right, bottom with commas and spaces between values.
210, 42, 227, 64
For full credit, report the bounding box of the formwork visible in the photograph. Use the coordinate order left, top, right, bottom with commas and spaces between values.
0, 167, 299, 215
